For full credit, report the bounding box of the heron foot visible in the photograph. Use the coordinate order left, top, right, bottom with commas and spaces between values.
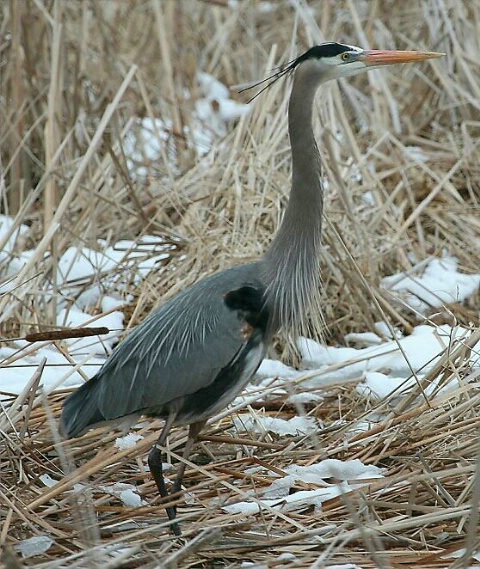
148, 444, 181, 534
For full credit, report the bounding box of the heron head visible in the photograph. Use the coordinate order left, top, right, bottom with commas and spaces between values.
292, 42, 444, 82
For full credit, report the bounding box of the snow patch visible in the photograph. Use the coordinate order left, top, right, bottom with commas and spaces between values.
223, 458, 383, 515
382, 255, 480, 314
15, 536, 54, 558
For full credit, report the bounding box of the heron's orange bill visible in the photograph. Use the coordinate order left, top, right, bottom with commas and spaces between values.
361, 49, 444, 66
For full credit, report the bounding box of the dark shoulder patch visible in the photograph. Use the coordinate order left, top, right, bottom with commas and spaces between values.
224, 286, 263, 313
224, 286, 269, 333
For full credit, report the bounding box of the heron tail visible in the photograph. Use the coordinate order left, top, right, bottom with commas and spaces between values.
60, 375, 105, 438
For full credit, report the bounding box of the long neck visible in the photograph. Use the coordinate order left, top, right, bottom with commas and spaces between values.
262, 66, 324, 335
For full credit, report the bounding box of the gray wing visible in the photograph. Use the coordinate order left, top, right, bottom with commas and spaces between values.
95, 263, 264, 420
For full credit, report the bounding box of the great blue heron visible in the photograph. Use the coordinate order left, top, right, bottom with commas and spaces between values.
60, 42, 442, 534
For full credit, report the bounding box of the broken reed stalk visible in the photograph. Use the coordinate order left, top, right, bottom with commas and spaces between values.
8, 0, 26, 215
44, 0, 64, 327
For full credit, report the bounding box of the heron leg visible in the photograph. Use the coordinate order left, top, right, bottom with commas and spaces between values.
148, 413, 179, 533
171, 420, 206, 496
148, 418, 206, 535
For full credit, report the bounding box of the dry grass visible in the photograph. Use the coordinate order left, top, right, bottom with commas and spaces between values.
1, 0, 480, 567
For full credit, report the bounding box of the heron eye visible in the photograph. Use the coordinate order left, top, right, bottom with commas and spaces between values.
341, 52, 350, 61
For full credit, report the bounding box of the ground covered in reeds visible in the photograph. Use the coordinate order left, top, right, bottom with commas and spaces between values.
1, 1, 480, 567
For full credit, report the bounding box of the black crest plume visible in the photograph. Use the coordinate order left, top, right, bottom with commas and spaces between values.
239, 43, 352, 103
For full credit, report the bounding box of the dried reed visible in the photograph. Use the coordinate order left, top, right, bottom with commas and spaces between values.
1, 1, 480, 567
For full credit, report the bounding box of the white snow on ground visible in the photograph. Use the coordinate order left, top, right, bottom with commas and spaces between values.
14, 535, 54, 559
99, 482, 147, 507
39, 474, 60, 488
382, 255, 480, 315
403, 145, 430, 163
322, 565, 366, 569
298, 323, 480, 396
56, 237, 173, 291
222, 458, 384, 515
124, 71, 249, 178
0, 342, 107, 395
114, 432, 144, 451
256, 358, 306, 380
233, 414, 316, 436
0, 214, 33, 281
40, 473, 145, 507
123, 117, 177, 179
442, 548, 480, 568
194, 71, 250, 141
0, 214, 29, 256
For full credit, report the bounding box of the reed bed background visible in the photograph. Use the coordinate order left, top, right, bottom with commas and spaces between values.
1, 0, 480, 567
